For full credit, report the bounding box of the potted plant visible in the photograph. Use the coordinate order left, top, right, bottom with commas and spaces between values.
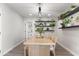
70, 5, 76, 10
35, 27, 44, 38
61, 18, 71, 28
49, 20, 56, 30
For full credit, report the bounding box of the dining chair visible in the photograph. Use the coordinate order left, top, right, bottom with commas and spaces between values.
43, 34, 57, 56
50, 36, 57, 56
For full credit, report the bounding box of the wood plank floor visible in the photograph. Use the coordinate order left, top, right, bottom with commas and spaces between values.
4, 43, 73, 56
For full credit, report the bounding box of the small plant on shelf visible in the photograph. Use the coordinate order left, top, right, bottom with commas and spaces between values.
35, 22, 44, 27
71, 5, 76, 8
61, 18, 71, 28
49, 20, 56, 29
70, 5, 77, 10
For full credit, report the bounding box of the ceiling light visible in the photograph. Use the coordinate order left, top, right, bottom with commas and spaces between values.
38, 3, 42, 20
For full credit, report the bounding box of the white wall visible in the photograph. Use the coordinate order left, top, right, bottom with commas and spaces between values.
56, 28, 79, 56
56, 11, 79, 56
1, 4, 24, 55
0, 4, 2, 54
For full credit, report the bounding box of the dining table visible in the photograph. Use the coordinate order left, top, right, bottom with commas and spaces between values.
23, 36, 56, 56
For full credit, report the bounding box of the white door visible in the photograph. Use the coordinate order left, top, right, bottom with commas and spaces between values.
26, 22, 33, 39
25, 21, 35, 39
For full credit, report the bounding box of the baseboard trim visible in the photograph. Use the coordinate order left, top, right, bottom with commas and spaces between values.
57, 41, 77, 56
1, 40, 77, 56
2, 39, 25, 56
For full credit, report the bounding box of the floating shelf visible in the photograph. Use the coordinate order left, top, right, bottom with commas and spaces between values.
59, 25, 79, 29
35, 21, 54, 22
60, 7, 79, 19
35, 25, 53, 27
35, 20, 56, 32
43, 30, 54, 32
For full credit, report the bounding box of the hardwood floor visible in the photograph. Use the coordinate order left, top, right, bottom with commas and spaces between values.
4, 43, 73, 56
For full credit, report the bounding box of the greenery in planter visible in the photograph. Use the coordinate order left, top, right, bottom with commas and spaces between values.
35, 27, 44, 37
61, 18, 71, 28
39, 23, 44, 26
70, 5, 77, 11
71, 5, 76, 8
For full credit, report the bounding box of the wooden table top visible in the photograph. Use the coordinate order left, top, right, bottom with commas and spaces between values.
23, 36, 56, 45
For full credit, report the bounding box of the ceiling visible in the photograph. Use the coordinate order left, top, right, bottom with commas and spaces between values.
6, 3, 79, 18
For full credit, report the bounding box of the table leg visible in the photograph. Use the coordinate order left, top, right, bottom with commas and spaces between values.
24, 46, 27, 56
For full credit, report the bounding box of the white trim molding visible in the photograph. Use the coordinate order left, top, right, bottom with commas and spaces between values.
2, 39, 24, 56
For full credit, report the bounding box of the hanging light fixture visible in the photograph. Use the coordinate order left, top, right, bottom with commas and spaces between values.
38, 3, 42, 20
